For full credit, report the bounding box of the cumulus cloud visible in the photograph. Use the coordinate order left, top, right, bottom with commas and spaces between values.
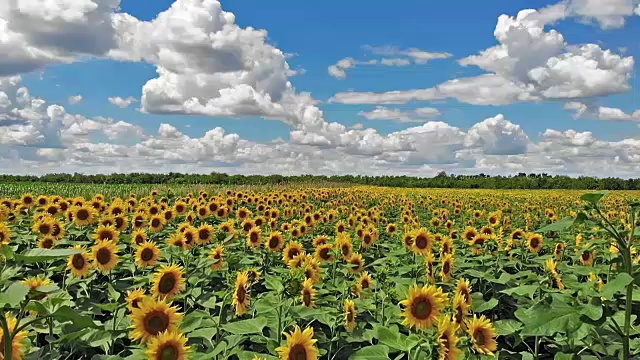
108, 96, 137, 108
0, 0, 120, 76
333, 7, 634, 106
564, 101, 640, 121
68, 95, 82, 104
358, 106, 441, 123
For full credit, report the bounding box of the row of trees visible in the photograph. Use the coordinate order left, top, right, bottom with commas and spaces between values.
1, 172, 640, 190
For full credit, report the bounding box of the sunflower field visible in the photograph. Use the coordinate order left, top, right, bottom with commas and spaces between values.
0, 186, 639, 360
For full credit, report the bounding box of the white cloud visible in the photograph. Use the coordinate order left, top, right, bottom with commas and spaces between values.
358, 106, 441, 123
333, 7, 633, 106
0, 0, 120, 76
380, 58, 411, 66
68, 95, 82, 104
564, 101, 640, 121
108, 96, 137, 108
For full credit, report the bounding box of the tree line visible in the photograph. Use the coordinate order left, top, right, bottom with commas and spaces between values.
1, 172, 640, 190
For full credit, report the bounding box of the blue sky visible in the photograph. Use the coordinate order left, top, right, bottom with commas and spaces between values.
1, 0, 640, 176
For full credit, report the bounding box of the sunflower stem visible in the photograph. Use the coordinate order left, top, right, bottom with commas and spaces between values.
0, 315, 12, 360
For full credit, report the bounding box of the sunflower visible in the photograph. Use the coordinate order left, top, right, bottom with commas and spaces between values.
335, 221, 347, 234
437, 316, 462, 360
38, 236, 56, 249
66, 246, 91, 278
468, 314, 498, 356
400, 284, 448, 329
152, 264, 185, 299
131, 213, 146, 229
94, 224, 120, 243
233, 271, 250, 316
452, 293, 470, 331
241, 219, 255, 234
411, 228, 433, 255
282, 241, 304, 263
314, 243, 334, 262
174, 201, 188, 216
196, 224, 214, 245
91, 240, 119, 273
21, 275, 51, 290
347, 253, 364, 274
439, 253, 454, 282
336, 234, 353, 260
580, 249, 594, 266
131, 229, 148, 246
463, 227, 478, 243
136, 241, 161, 268
181, 227, 196, 248
114, 215, 128, 232
209, 245, 224, 270
0, 312, 28, 360
301, 278, 316, 307
126, 288, 147, 312
510, 229, 525, 244
276, 326, 319, 360
149, 215, 165, 232
130, 297, 183, 343
402, 232, 414, 249
145, 330, 190, 360
21, 193, 35, 207
386, 223, 397, 235
32, 217, 54, 237
355, 271, 373, 296
312, 235, 329, 247
527, 233, 544, 253
246, 268, 262, 283
554, 243, 565, 260
73, 205, 96, 226
344, 299, 357, 331
455, 279, 472, 306
265, 231, 285, 252
246, 227, 262, 248
440, 237, 454, 256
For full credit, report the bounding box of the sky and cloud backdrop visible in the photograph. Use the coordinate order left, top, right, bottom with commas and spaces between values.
1, 0, 639, 177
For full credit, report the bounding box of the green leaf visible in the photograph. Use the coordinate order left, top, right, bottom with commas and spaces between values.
373, 325, 412, 351
15, 248, 81, 263
222, 317, 268, 335
535, 217, 577, 233
53, 306, 99, 329
516, 298, 582, 336
264, 275, 284, 293
602, 273, 633, 300
581, 191, 608, 205
474, 298, 498, 313
501, 285, 539, 300
0, 282, 29, 307
189, 327, 218, 347
493, 319, 523, 336
554, 353, 576, 360
349, 345, 390, 360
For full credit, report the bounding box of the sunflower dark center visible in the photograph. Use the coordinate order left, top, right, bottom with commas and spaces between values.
99, 231, 113, 241
302, 290, 312, 306
411, 297, 432, 320
288, 344, 307, 360
159, 344, 179, 360
341, 245, 350, 256
39, 224, 51, 234
243, 223, 252, 232
363, 234, 371, 244
337, 225, 345, 232
144, 311, 169, 335
135, 235, 145, 245
158, 274, 177, 294
96, 248, 111, 265
347, 310, 354, 322
42, 239, 54, 249
415, 235, 428, 249
236, 285, 246, 303
141, 248, 154, 262
269, 237, 279, 249
319, 248, 329, 259
250, 232, 259, 243
361, 279, 369, 289
77, 209, 89, 220
443, 262, 450, 274
474, 329, 486, 346
115, 217, 124, 228
466, 232, 475, 241
131, 297, 141, 309
198, 229, 209, 240
581, 252, 590, 261
152, 219, 161, 227
530, 238, 540, 248
288, 248, 300, 259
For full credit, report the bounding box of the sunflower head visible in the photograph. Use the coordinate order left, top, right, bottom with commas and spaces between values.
468, 314, 498, 356
527, 233, 544, 253
209, 245, 224, 270
136, 241, 161, 268
301, 278, 316, 307
246, 227, 262, 248
145, 330, 190, 360
400, 284, 448, 330
344, 299, 357, 331
130, 297, 183, 344
232, 271, 250, 316
126, 288, 147, 312
266, 231, 284, 252
94, 224, 120, 243
91, 240, 119, 273
276, 326, 319, 360
437, 316, 462, 360
152, 264, 185, 299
